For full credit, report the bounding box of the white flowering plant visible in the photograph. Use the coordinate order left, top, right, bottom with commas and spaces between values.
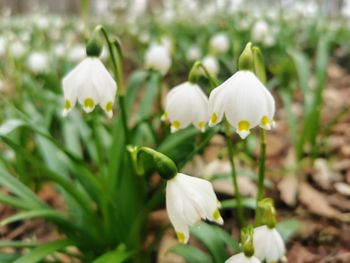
0, 1, 348, 262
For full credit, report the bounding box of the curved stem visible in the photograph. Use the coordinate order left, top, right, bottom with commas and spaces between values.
225, 121, 244, 228
188, 61, 219, 88
94, 26, 130, 145
257, 129, 266, 202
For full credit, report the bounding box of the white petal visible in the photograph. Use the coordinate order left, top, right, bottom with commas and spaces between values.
253, 225, 270, 261
208, 85, 226, 126
226, 253, 261, 263
91, 59, 117, 117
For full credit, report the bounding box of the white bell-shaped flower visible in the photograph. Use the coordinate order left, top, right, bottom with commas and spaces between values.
62, 57, 117, 118
166, 173, 223, 244
210, 32, 230, 54
251, 20, 269, 43
226, 253, 261, 263
253, 225, 285, 263
145, 43, 172, 76
186, 45, 202, 62
163, 81, 209, 132
208, 70, 275, 139
27, 52, 49, 73
202, 55, 220, 76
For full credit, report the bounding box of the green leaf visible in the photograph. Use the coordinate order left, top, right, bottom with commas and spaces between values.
13, 239, 73, 263
0, 210, 67, 227
125, 70, 149, 114
0, 241, 38, 248
276, 219, 300, 243
0, 165, 44, 208
92, 246, 134, 263
169, 245, 212, 263
190, 222, 229, 263
0, 119, 26, 136
138, 71, 161, 120
0, 253, 20, 263
221, 198, 256, 210
0, 193, 35, 210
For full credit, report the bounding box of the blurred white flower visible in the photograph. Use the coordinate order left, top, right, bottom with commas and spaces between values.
27, 52, 48, 73
36, 16, 50, 30
145, 43, 171, 75
186, 45, 202, 62
138, 31, 150, 43
160, 36, 173, 53
253, 225, 285, 262
62, 57, 117, 118
208, 71, 275, 139
68, 44, 86, 62
166, 173, 223, 244
226, 253, 261, 263
163, 81, 209, 132
11, 41, 26, 58
210, 32, 230, 54
0, 37, 6, 56
251, 20, 269, 43
202, 55, 219, 76
53, 44, 65, 58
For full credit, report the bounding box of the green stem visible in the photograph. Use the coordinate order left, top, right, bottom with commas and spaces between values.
225, 122, 244, 228
189, 61, 220, 87
257, 129, 266, 203
81, 0, 90, 39
94, 26, 130, 145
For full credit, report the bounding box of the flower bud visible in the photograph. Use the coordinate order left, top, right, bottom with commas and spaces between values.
86, 35, 102, 57
238, 42, 254, 71
241, 225, 255, 257
256, 198, 276, 228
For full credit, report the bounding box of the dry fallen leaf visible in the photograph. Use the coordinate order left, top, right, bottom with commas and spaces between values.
278, 174, 298, 206
287, 243, 319, 263
299, 183, 350, 222
157, 230, 186, 263
334, 182, 350, 197
213, 176, 257, 197
312, 159, 341, 190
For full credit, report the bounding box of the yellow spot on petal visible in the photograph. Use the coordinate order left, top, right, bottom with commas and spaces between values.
211, 113, 218, 124
176, 231, 186, 244
213, 208, 221, 221
198, 121, 205, 131
172, 121, 180, 129
84, 98, 95, 108
238, 120, 250, 131
64, 99, 71, 110
261, 115, 270, 127
105, 101, 113, 112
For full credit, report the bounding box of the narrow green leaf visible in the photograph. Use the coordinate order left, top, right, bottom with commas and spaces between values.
138, 71, 161, 120
0, 210, 67, 226
0, 241, 38, 248
190, 222, 229, 263
0, 193, 35, 210
0, 165, 44, 208
92, 247, 134, 263
13, 239, 73, 263
276, 219, 300, 243
0, 253, 20, 263
0, 119, 26, 135
170, 245, 212, 263
125, 70, 149, 114
221, 198, 256, 210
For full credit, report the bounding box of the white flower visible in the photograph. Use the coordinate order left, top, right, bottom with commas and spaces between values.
186, 45, 202, 62
251, 20, 269, 42
202, 55, 219, 76
166, 173, 223, 244
208, 70, 275, 139
145, 43, 172, 75
68, 44, 86, 62
163, 82, 209, 132
226, 253, 261, 263
253, 225, 285, 263
62, 57, 117, 118
27, 52, 48, 73
210, 32, 230, 54
11, 41, 26, 58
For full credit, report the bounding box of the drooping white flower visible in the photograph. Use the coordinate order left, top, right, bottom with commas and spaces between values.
202, 55, 219, 76
251, 20, 269, 43
226, 253, 261, 263
27, 52, 48, 73
10, 41, 26, 58
210, 32, 230, 54
253, 225, 285, 263
163, 81, 209, 132
145, 43, 172, 76
62, 57, 117, 118
166, 173, 223, 244
208, 70, 275, 139
186, 45, 202, 62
